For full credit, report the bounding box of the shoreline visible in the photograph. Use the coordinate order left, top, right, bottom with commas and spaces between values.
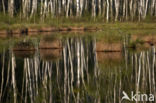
0, 26, 99, 35
0, 22, 156, 35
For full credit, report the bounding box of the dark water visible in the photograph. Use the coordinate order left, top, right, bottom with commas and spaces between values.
0, 36, 156, 103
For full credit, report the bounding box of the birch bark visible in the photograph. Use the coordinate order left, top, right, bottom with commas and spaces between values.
66, 0, 70, 17
130, 0, 133, 20
106, 0, 109, 21
115, 0, 119, 21
31, 0, 37, 18
151, 0, 155, 16
92, 0, 96, 17
80, 0, 84, 16
98, 0, 102, 16
8, 0, 14, 17
76, 0, 80, 16
143, 0, 149, 19
2, 0, 5, 14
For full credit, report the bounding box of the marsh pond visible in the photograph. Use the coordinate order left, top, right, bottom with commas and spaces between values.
0, 31, 156, 103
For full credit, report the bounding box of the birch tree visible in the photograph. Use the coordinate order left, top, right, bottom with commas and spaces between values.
2, 0, 5, 14
30, 0, 38, 18
92, 0, 96, 17
0, 0, 156, 21
22, 0, 31, 19
106, 0, 109, 21
66, 0, 70, 17
76, 0, 80, 16
98, 0, 101, 16
151, 0, 155, 16
8, 0, 14, 17
80, 0, 84, 16
114, 0, 119, 21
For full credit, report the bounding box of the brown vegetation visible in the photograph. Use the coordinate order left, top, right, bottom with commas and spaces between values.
39, 39, 62, 49
96, 42, 122, 52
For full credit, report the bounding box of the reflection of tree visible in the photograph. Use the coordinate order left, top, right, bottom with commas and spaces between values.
0, 50, 5, 102
0, 38, 156, 103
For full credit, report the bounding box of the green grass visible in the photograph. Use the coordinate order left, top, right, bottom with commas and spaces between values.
0, 13, 156, 31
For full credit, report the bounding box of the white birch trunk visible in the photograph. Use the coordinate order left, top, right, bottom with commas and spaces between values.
151, 0, 155, 16
63, 46, 67, 103
76, 0, 80, 16
77, 39, 80, 103
115, 0, 119, 21
143, 0, 149, 19
8, 0, 14, 17
66, 0, 70, 17
110, 0, 113, 19
80, 0, 84, 16
0, 50, 5, 102
106, 0, 109, 21
2, 0, 5, 14
98, 0, 102, 16
123, 0, 126, 19
130, 0, 134, 20
30, 0, 37, 18
11, 52, 17, 103
125, 0, 128, 20
92, 0, 96, 17
22, 0, 31, 19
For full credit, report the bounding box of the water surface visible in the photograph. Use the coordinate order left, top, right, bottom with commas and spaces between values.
0, 33, 156, 103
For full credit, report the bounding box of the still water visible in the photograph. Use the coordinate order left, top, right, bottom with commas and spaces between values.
0, 35, 156, 103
